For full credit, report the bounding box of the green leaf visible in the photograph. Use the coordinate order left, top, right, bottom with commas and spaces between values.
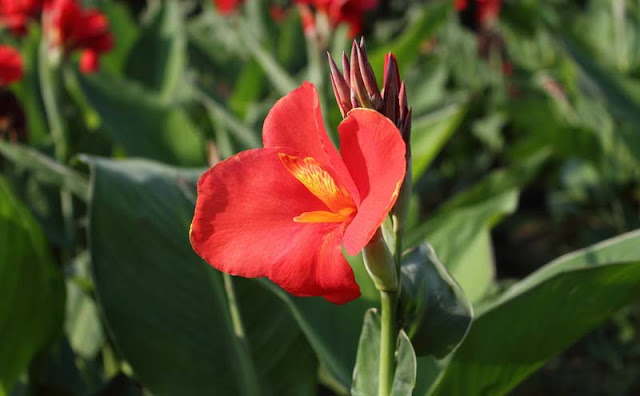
408, 190, 516, 303
80, 74, 206, 166
229, 60, 266, 120
411, 103, 467, 182
262, 253, 378, 393
125, 0, 185, 101
351, 309, 380, 396
399, 244, 472, 358
370, 2, 451, 76
407, 154, 547, 302
0, 176, 64, 392
429, 230, 640, 396
196, 89, 261, 153
238, 20, 298, 96
392, 330, 418, 396
0, 141, 89, 201
65, 252, 104, 359
351, 310, 417, 396
98, 1, 139, 75
11, 25, 49, 145
86, 158, 316, 395
560, 35, 640, 127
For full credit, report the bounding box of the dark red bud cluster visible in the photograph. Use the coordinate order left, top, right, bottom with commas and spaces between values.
328, 38, 411, 145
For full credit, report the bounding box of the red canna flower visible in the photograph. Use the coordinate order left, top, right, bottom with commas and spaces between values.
295, 0, 378, 36
190, 82, 406, 304
43, 0, 113, 73
0, 45, 23, 85
213, 0, 242, 14
455, 0, 501, 28
0, 0, 41, 35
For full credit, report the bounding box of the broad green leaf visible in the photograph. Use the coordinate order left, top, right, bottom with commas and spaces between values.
239, 20, 298, 96
392, 331, 417, 396
229, 60, 266, 120
351, 309, 380, 396
429, 230, 640, 396
0, 141, 89, 201
411, 103, 467, 182
0, 176, 64, 393
262, 253, 378, 393
87, 158, 316, 395
370, 2, 451, 75
66, 284, 103, 359
65, 252, 104, 359
407, 154, 547, 302
98, 1, 139, 75
196, 89, 261, 153
560, 36, 640, 127
125, 0, 185, 101
351, 310, 417, 396
407, 189, 517, 303
80, 74, 206, 166
399, 244, 472, 358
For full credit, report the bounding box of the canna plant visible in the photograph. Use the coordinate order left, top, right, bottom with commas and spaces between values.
189, 39, 467, 396
2, 1, 640, 396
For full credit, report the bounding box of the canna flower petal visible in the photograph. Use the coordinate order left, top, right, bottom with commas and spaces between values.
263, 82, 361, 204
43, 0, 113, 73
213, 0, 242, 14
191, 82, 406, 304
190, 148, 360, 303
79, 49, 98, 73
0, 0, 41, 35
339, 109, 406, 255
0, 45, 23, 85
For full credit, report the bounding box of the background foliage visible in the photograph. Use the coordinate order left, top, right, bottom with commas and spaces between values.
1, 0, 640, 395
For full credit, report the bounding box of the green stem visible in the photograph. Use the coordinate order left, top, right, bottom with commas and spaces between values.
38, 41, 67, 161
379, 290, 398, 396
238, 21, 297, 96
39, 40, 75, 263
222, 273, 260, 396
245, 0, 266, 39
223, 273, 248, 340
305, 33, 324, 89
362, 230, 399, 396
304, 32, 333, 142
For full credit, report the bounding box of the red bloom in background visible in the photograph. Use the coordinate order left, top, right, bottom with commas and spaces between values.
43, 0, 113, 73
0, 0, 41, 35
455, 0, 501, 27
213, 0, 242, 15
297, 0, 378, 36
0, 45, 23, 85
190, 82, 406, 304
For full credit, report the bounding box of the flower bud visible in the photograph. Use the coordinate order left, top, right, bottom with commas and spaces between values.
363, 229, 398, 292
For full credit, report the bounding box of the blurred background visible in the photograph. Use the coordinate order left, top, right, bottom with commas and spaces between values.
1, 0, 639, 394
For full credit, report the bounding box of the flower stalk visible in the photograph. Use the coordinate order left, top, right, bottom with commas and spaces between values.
363, 230, 398, 396
38, 37, 75, 263
328, 39, 413, 396
379, 289, 398, 396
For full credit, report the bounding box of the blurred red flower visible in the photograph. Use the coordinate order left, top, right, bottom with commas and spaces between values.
213, 0, 242, 15
455, 0, 501, 26
190, 82, 406, 304
43, 0, 113, 73
296, 0, 378, 36
0, 45, 23, 85
0, 0, 41, 35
